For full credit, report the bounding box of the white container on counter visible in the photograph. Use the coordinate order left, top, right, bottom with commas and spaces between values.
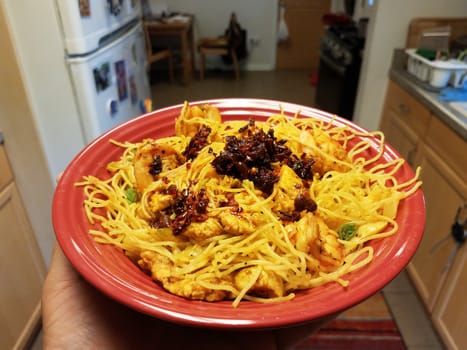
406, 49, 467, 88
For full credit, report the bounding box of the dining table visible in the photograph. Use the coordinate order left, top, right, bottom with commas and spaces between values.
143, 15, 195, 85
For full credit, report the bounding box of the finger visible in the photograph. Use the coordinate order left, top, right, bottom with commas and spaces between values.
45, 243, 81, 285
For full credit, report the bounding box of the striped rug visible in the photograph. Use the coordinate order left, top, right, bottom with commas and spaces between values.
293, 292, 406, 350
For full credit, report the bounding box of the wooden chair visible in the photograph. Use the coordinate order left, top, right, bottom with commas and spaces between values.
144, 25, 174, 82
198, 37, 240, 80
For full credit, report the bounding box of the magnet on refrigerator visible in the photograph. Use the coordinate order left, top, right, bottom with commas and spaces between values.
66, 23, 150, 143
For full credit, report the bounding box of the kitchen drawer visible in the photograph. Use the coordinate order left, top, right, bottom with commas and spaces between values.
0, 145, 13, 191
384, 81, 431, 137
425, 116, 467, 178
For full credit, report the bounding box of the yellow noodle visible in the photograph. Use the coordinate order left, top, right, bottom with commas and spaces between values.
76, 101, 422, 307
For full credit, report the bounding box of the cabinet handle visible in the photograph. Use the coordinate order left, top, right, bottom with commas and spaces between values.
452, 204, 467, 244
430, 204, 467, 272
398, 103, 410, 115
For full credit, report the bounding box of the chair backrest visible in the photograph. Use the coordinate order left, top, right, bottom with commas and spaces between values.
222, 29, 247, 64
235, 29, 247, 60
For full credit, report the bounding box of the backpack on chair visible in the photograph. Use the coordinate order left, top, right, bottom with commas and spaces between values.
222, 13, 247, 65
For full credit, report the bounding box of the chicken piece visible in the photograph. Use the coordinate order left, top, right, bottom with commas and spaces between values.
298, 129, 350, 176
175, 104, 222, 138
133, 141, 184, 192
234, 266, 284, 298
232, 189, 258, 206
182, 218, 223, 241
139, 250, 228, 301
219, 212, 266, 235
286, 212, 344, 273
149, 191, 174, 213
136, 181, 175, 220
272, 165, 304, 213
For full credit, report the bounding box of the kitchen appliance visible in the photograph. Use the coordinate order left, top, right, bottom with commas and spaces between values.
56, 0, 151, 143
315, 23, 364, 120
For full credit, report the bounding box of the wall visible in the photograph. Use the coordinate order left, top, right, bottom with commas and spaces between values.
148, 0, 279, 70
1, 0, 88, 264
3, 0, 86, 180
353, 0, 467, 131
0, 2, 57, 265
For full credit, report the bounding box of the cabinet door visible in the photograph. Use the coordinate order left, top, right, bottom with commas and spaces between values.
276, 0, 330, 70
433, 246, 467, 350
407, 143, 466, 311
0, 146, 13, 191
380, 108, 419, 167
0, 182, 45, 349
380, 81, 431, 137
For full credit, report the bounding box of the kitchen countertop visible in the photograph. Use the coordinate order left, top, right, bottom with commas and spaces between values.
389, 49, 467, 140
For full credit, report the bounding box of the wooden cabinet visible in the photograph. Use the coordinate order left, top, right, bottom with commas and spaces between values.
433, 242, 467, 350
0, 144, 13, 190
380, 80, 467, 350
0, 144, 45, 349
379, 81, 430, 166
410, 142, 465, 310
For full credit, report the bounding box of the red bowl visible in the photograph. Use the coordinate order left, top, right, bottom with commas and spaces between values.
52, 98, 425, 329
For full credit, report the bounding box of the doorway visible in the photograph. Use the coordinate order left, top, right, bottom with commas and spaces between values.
276, 0, 331, 70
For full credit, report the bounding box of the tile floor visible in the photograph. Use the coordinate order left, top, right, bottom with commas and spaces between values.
384, 270, 444, 349
150, 69, 317, 110
150, 67, 446, 350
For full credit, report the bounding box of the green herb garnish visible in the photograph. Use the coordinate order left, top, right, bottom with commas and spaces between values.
338, 222, 358, 241
126, 188, 138, 203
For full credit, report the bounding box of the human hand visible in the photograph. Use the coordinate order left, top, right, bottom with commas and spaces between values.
42, 244, 330, 350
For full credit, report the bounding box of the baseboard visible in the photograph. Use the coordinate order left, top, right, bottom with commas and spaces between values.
203, 62, 275, 72
244, 63, 275, 71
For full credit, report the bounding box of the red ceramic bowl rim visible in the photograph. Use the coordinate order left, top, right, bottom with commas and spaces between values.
52, 98, 425, 329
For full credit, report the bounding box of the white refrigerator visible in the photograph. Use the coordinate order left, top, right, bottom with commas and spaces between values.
56, 0, 151, 143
